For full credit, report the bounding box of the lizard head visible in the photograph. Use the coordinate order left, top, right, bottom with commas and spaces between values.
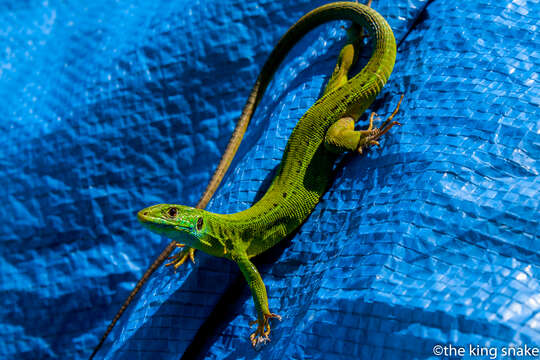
137, 204, 209, 247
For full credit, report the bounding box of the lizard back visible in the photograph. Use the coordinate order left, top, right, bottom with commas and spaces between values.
211, 3, 396, 257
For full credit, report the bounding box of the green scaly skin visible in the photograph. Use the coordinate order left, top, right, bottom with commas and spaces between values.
91, 3, 398, 356
138, 2, 397, 347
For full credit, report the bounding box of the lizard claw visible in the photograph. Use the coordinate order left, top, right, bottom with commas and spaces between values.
377, 121, 401, 138
249, 312, 281, 347
369, 140, 380, 148
165, 246, 196, 269
358, 94, 404, 152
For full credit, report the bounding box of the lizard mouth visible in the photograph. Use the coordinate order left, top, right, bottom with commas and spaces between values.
137, 210, 164, 224
137, 209, 192, 231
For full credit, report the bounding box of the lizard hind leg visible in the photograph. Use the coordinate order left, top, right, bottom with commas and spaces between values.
324, 94, 404, 154
322, 23, 366, 95
323, 0, 372, 95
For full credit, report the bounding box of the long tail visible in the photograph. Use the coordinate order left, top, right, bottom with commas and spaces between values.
90, 2, 392, 358
88, 241, 177, 359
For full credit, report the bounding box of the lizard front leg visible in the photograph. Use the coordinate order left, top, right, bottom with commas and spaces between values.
165, 243, 196, 269
233, 251, 281, 347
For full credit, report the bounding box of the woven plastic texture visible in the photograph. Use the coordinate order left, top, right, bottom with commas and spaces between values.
0, 0, 539, 359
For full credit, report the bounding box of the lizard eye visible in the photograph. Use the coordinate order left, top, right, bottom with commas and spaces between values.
168, 208, 178, 217
196, 217, 204, 231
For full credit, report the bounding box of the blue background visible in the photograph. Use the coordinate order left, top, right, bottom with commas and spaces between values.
0, 0, 539, 359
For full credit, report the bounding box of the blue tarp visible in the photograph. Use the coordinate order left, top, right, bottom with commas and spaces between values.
1, 0, 539, 359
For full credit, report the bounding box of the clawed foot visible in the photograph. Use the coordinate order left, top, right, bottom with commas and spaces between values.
165, 244, 196, 270
358, 94, 404, 154
249, 312, 282, 347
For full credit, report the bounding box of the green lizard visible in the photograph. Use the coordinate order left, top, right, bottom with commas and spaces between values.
139, 1, 400, 346
90, 2, 400, 356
